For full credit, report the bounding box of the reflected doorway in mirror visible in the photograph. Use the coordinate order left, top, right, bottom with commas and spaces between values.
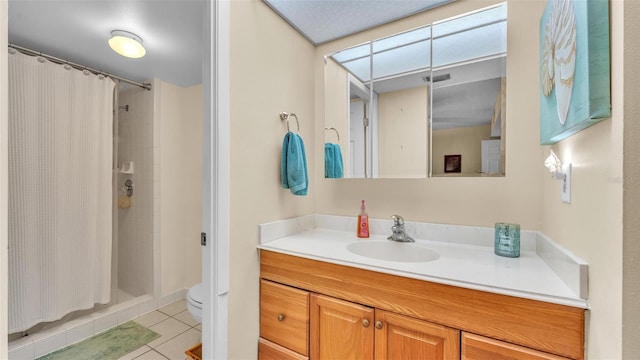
444, 155, 461, 173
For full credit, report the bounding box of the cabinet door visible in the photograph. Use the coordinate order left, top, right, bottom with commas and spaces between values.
310, 294, 374, 360
375, 310, 460, 360
462, 332, 571, 360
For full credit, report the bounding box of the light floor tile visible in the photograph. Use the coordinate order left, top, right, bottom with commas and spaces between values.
134, 311, 169, 328
133, 349, 169, 360
117, 345, 152, 360
147, 318, 190, 348
195, 324, 202, 331
173, 310, 199, 327
158, 299, 187, 317
154, 328, 201, 360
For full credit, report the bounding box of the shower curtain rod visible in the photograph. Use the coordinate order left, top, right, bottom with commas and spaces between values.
8, 43, 152, 91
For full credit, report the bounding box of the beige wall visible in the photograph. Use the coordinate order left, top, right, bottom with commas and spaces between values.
1, 1, 8, 357
181, 85, 204, 289
229, 0, 316, 358
315, 0, 541, 229
432, 124, 491, 176
378, 86, 428, 178
159, 82, 203, 296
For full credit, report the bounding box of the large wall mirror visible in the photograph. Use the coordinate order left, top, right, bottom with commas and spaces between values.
324, 2, 507, 178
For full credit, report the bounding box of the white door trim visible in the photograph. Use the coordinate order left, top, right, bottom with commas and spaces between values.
202, 0, 230, 358
1, 0, 9, 357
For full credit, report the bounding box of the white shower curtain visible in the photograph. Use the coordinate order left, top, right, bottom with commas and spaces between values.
8, 51, 115, 333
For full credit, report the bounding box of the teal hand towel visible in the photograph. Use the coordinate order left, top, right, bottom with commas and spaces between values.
281, 132, 308, 195
324, 143, 344, 178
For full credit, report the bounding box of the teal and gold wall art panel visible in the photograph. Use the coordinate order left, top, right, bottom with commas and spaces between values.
539, 0, 611, 145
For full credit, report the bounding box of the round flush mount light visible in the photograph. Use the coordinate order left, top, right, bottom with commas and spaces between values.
108, 30, 146, 59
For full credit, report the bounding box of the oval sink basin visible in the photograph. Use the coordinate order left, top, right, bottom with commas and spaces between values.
346, 241, 440, 263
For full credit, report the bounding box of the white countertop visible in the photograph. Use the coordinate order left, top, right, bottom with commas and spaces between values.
257, 216, 589, 309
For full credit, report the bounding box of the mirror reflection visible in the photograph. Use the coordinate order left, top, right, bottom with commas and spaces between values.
324, 2, 507, 178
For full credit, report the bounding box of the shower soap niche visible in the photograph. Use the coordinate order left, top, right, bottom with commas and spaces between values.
119, 161, 134, 174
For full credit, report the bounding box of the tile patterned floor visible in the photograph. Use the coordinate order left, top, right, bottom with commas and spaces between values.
116, 299, 201, 360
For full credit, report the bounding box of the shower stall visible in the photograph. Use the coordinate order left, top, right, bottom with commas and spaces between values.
114, 84, 157, 303
7, 48, 158, 345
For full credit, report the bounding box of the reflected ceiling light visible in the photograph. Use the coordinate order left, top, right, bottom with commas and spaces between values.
108, 30, 146, 59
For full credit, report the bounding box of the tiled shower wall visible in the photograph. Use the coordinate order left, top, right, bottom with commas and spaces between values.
116, 85, 155, 297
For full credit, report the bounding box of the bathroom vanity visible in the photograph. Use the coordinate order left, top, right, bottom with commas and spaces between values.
257, 216, 588, 360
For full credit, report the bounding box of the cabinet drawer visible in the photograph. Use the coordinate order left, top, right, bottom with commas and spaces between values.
258, 338, 309, 360
462, 332, 572, 360
260, 279, 310, 356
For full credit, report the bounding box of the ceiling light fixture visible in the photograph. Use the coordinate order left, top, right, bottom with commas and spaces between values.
108, 30, 146, 59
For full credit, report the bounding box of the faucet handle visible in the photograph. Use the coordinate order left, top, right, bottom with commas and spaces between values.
391, 215, 404, 226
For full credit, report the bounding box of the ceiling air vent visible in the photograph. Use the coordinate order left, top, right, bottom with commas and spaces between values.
422, 73, 451, 83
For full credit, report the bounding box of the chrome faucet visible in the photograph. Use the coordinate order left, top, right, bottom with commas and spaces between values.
387, 215, 415, 242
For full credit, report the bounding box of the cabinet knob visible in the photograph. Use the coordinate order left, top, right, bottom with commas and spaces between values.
362, 319, 370, 328
277, 314, 285, 322
375, 321, 383, 330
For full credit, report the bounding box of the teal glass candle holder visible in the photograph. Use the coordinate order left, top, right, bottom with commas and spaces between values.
494, 223, 520, 258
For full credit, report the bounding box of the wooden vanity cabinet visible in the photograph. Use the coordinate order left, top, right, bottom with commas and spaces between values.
260, 250, 585, 360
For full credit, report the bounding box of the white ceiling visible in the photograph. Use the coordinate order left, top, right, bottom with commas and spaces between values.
8, 0, 204, 87
262, 0, 455, 45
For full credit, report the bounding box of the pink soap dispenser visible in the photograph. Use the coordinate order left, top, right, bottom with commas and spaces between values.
357, 200, 370, 238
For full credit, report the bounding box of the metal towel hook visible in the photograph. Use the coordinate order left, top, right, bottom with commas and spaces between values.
280, 112, 300, 133
324, 127, 340, 141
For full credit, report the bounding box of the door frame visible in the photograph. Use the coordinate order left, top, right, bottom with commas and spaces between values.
1, 0, 8, 357
202, 0, 230, 359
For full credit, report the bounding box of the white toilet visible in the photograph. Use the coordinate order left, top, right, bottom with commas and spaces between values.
187, 282, 203, 323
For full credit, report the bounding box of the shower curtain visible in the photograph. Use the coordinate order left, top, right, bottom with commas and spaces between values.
8, 50, 115, 333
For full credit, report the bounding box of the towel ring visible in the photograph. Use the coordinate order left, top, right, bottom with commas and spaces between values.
280, 112, 300, 133
324, 127, 340, 141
